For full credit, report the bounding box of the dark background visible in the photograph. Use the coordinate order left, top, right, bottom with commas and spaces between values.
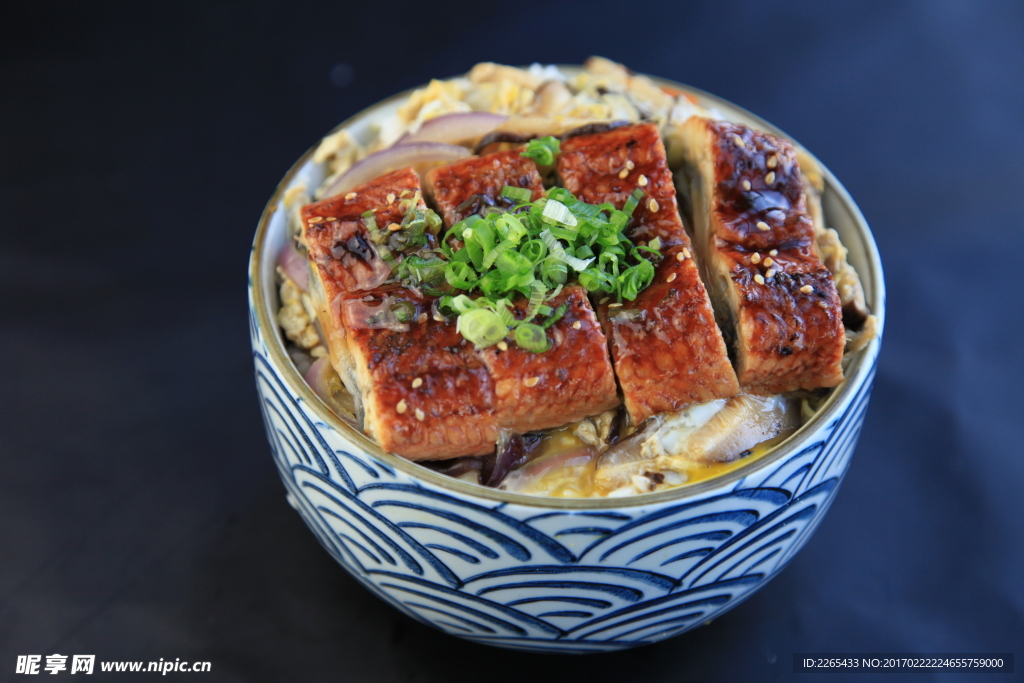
2, 1, 1022, 681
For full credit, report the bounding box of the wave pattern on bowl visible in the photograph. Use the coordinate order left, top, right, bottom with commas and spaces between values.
250, 299, 874, 652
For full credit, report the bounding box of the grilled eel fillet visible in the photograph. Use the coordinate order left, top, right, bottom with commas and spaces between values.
676, 118, 845, 394
304, 167, 617, 459
477, 284, 620, 433
558, 122, 739, 424
426, 147, 545, 225
339, 287, 499, 459
338, 284, 620, 459
303, 168, 495, 459
428, 150, 620, 433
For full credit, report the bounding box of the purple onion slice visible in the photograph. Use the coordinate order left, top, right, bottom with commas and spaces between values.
276, 240, 309, 291
395, 112, 508, 147
322, 142, 471, 198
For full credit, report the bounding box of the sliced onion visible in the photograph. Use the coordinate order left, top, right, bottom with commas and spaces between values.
304, 355, 358, 419
395, 112, 508, 147
501, 446, 599, 496
481, 432, 542, 488
473, 116, 617, 155
276, 241, 309, 291
322, 142, 471, 198
304, 356, 335, 404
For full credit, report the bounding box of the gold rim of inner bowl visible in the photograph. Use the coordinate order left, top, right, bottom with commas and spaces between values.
250, 66, 886, 509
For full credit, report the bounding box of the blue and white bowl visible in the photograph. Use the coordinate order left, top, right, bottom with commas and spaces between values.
248, 71, 885, 653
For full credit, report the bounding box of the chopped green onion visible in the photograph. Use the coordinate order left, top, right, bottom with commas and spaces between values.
482, 240, 513, 270
523, 281, 546, 322
579, 267, 615, 293
541, 199, 578, 227
386, 182, 661, 352
493, 300, 516, 328
500, 185, 533, 203
519, 238, 548, 264
542, 302, 568, 329
622, 188, 644, 216
540, 229, 594, 271
539, 258, 567, 286
495, 214, 527, 244
398, 255, 445, 286
521, 136, 561, 166
445, 261, 478, 289
514, 323, 549, 353
458, 308, 507, 347
390, 300, 415, 322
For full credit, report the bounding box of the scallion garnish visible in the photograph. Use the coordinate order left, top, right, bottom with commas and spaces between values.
389, 186, 659, 353
500, 185, 533, 203
520, 136, 561, 166
541, 198, 578, 227
458, 308, 507, 347
514, 323, 549, 353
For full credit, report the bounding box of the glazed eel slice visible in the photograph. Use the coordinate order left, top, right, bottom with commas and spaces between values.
426, 147, 545, 225
477, 284, 620, 433
339, 287, 499, 460
676, 118, 844, 395
303, 167, 498, 459
558, 122, 739, 424
428, 151, 620, 433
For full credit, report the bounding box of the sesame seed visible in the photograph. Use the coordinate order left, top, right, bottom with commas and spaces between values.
599, 297, 609, 304
325, 217, 337, 222
676, 252, 686, 262
626, 160, 635, 170
497, 340, 508, 351
386, 193, 395, 204
742, 179, 751, 191
345, 192, 357, 201
618, 168, 629, 179
756, 221, 770, 231
769, 249, 778, 256
388, 222, 402, 231
524, 377, 540, 388
763, 257, 774, 267
415, 408, 425, 421
396, 399, 408, 414
432, 314, 444, 322
308, 216, 324, 224
819, 300, 829, 309
800, 284, 814, 293
683, 247, 691, 258
608, 302, 623, 308
418, 312, 427, 324
764, 171, 776, 185
767, 155, 778, 169
667, 272, 677, 283
637, 174, 648, 187
572, 321, 582, 330
732, 134, 745, 148
754, 274, 765, 285
751, 252, 762, 264
765, 268, 776, 278
411, 378, 423, 389
648, 198, 659, 213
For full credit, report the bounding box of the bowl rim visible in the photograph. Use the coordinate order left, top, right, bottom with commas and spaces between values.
250, 66, 885, 510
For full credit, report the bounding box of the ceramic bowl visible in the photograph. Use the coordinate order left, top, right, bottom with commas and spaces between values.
248, 68, 884, 653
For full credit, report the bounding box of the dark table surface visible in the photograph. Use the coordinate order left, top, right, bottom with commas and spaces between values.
2, 1, 1022, 681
